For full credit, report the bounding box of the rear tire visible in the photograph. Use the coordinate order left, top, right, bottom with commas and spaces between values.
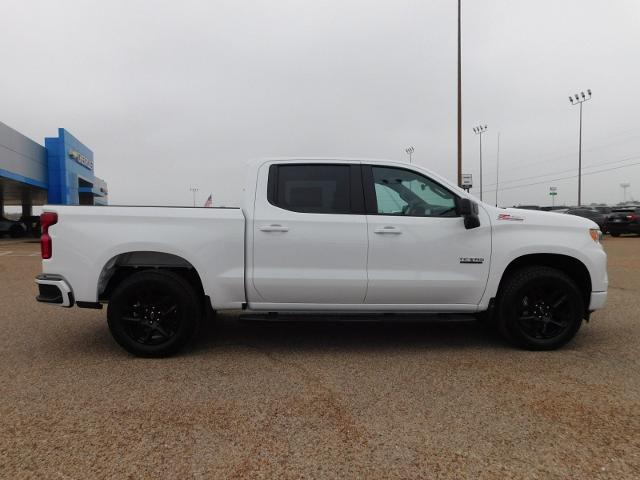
497, 266, 584, 350
107, 270, 202, 357
9, 224, 24, 238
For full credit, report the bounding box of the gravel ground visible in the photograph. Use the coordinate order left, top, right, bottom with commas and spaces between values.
0, 237, 639, 479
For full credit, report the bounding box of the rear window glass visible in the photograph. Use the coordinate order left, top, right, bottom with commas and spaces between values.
272, 165, 351, 214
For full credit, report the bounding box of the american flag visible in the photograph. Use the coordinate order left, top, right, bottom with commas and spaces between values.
204, 194, 213, 208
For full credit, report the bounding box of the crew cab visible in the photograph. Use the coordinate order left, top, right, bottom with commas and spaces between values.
36, 159, 608, 357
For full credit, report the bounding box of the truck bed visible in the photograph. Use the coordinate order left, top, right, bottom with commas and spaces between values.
41, 205, 246, 308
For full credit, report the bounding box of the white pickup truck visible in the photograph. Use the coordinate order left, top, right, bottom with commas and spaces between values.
36, 158, 608, 357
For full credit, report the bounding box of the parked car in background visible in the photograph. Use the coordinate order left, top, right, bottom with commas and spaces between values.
20, 215, 41, 237
606, 207, 640, 237
0, 217, 27, 238
594, 206, 612, 216
566, 208, 608, 233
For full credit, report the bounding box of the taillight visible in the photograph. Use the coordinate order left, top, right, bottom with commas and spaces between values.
627, 214, 638, 221
40, 212, 58, 259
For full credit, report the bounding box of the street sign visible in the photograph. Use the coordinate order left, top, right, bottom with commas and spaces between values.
549, 192, 557, 196
461, 173, 473, 189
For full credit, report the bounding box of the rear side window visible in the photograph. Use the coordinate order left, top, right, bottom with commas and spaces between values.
269, 164, 352, 214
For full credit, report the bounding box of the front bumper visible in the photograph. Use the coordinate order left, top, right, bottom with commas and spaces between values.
35, 274, 74, 307
589, 291, 607, 311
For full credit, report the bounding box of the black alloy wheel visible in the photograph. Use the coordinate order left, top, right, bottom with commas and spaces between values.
498, 266, 584, 350
122, 287, 180, 346
107, 270, 201, 357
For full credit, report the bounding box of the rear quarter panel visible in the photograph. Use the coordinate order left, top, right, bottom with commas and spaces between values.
42, 206, 246, 308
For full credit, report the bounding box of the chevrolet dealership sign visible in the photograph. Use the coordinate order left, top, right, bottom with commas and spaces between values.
68, 149, 94, 170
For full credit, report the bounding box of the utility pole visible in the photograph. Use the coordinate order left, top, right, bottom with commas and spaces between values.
405, 146, 415, 164
473, 124, 487, 201
457, 0, 462, 187
189, 186, 199, 207
569, 89, 592, 206
495, 132, 500, 207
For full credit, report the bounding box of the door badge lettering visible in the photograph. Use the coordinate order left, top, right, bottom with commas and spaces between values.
460, 257, 484, 264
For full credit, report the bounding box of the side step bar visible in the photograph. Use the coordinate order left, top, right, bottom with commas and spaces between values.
238, 312, 478, 323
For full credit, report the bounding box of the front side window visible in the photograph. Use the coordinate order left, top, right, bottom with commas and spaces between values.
371, 166, 458, 217
271, 164, 351, 214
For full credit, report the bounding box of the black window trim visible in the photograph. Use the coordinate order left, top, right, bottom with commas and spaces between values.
267, 162, 365, 215
362, 164, 461, 218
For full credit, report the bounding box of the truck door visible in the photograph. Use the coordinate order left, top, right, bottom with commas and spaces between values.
362, 164, 491, 307
250, 162, 368, 305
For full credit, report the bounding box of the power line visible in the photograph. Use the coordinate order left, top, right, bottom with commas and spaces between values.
482, 154, 640, 189
482, 160, 640, 194
491, 130, 640, 175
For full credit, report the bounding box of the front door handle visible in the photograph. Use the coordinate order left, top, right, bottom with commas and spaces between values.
259, 224, 289, 232
373, 226, 402, 234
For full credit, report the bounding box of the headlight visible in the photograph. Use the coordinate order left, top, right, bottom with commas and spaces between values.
589, 228, 602, 243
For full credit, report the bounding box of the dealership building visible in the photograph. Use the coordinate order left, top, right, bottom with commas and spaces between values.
0, 121, 108, 218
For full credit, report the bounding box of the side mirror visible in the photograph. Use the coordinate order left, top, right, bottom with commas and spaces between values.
456, 197, 474, 216
456, 198, 481, 229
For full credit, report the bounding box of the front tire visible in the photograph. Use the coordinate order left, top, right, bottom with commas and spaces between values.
497, 267, 584, 350
107, 270, 202, 357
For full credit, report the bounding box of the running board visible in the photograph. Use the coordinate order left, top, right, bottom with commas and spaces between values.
238, 312, 478, 323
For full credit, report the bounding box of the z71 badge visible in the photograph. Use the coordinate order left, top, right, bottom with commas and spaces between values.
460, 257, 484, 264
497, 213, 524, 222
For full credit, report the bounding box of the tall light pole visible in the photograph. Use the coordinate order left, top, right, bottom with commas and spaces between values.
405, 146, 415, 164
550, 186, 558, 207
473, 124, 487, 201
189, 186, 199, 207
569, 89, 592, 206
495, 132, 500, 207
620, 182, 630, 203
457, 0, 462, 187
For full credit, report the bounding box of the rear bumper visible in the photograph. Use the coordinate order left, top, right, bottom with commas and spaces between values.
35, 274, 74, 307
607, 223, 640, 234
589, 291, 607, 311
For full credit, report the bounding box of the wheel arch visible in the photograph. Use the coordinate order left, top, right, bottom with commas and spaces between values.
496, 253, 592, 309
97, 251, 206, 302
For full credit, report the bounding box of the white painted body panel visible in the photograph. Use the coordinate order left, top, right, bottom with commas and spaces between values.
42, 206, 246, 308
40, 158, 608, 315
478, 206, 608, 309
248, 161, 368, 304
364, 207, 491, 305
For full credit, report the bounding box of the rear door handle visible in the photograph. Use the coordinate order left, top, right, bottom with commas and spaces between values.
259, 224, 289, 232
373, 226, 402, 234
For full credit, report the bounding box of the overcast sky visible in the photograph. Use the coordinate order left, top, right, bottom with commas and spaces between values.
2, 0, 640, 207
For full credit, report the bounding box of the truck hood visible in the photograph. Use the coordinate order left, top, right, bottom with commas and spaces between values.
486, 206, 600, 230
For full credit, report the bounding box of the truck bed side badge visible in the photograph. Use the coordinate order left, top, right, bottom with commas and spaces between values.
460, 257, 484, 264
